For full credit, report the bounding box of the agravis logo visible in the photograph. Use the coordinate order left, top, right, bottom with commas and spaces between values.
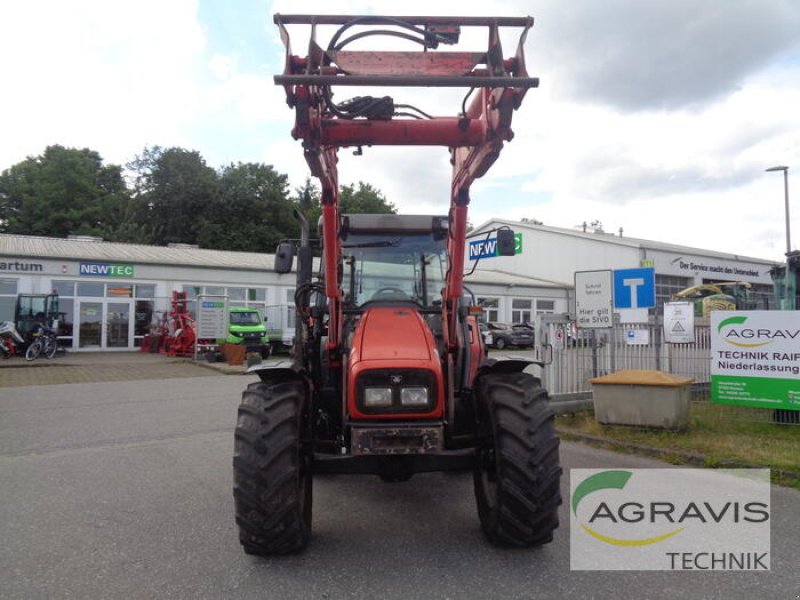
717, 316, 800, 349
570, 469, 771, 571
572, 470, 684, 546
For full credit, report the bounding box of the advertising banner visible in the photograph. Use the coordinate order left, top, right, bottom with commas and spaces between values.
711, 311, 800, 411
570, 468, 770, 571
197, 296, 228, 339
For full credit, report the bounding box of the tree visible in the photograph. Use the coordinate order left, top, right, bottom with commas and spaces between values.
292, 180, 396, 237
128, 146, 219, 246
198, 162, 295, 253
0, 145, 129, 238
340, 182, 395, 214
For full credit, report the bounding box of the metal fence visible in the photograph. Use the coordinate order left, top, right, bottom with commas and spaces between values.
536, 314, 799, 425
539, 315, 711, 398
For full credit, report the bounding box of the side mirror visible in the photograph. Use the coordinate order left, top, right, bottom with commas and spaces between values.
274, 242, 295, 274
496, 229, 516, 256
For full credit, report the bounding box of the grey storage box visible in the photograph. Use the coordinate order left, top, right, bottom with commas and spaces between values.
591, 370, 693, 429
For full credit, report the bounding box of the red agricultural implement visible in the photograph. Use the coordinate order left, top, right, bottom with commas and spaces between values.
156, 291, 196, 357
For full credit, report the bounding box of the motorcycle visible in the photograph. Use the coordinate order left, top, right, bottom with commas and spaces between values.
0, 321, 25, 359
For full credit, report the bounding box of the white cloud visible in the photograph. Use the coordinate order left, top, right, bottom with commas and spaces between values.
2, 0, 798, 263
0, 0, 206, 166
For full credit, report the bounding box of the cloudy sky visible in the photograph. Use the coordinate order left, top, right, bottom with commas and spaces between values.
2, 0, 799, 262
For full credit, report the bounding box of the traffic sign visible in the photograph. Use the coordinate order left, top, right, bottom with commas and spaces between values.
575, 270, 613, 328
613, 267, 655, 309
663, 301, 695, 343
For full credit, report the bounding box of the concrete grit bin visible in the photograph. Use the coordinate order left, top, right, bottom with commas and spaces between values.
590, 370, 694, 430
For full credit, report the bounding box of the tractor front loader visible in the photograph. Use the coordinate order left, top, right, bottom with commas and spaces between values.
233, 14, 561, 555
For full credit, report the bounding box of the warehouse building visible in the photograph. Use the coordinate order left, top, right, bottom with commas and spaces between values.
467, 219, 778, 311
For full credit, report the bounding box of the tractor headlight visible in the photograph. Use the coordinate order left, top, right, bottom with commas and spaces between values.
357, 369, 437, 414
364, 387, 393, 407
400, 387, 429, 406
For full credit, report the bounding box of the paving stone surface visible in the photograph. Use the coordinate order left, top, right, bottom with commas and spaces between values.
0, 351, 245, 388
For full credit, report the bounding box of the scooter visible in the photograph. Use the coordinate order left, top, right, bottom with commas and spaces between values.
0, 320, 25, 358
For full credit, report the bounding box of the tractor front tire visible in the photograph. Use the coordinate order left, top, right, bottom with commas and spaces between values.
233, 379, 312, 555
474, 372, 562, 547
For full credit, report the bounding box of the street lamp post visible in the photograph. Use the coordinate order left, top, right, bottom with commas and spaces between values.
765, 165, 791, 254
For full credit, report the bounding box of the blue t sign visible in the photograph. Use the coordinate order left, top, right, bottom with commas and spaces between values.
613, 268, 655, 309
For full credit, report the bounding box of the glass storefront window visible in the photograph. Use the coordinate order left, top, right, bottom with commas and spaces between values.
136, 284, 155, 299
477, 297, 499, 322
51, 280, 75, 296
248, 288, 266, 302
77, 282, 104, 297
0, 297, 14, 322
57, 298, 74, 339
536, 299, 555, 315
134, 300, 154, 347
511, 298, 532, 324
0, 278, 17, 322
182, 286, 200, 300
227, 288, 246, 301
0, 278, 18, 295
106, 284, 134, 298
205, 286, 224, 296
228, 287, 246, 301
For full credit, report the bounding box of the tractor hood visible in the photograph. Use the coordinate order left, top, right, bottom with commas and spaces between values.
351, 308, 434, 362
347, 306, 445, 420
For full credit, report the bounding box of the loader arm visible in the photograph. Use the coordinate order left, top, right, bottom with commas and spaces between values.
274, 14, 537, 355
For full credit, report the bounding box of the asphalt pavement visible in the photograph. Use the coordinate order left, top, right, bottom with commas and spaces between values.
0, 362, 797, 599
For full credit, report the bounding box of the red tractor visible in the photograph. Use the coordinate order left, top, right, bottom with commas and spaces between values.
233, 14, 561, 554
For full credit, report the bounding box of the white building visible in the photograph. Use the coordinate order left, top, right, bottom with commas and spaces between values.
0, 233, 559, 352
1, 222, 779, 351
467, 219, 778, 314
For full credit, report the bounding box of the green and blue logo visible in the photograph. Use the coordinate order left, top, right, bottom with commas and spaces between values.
79, 262, 134, 278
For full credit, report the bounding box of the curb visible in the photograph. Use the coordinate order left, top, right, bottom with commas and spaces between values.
557, 428, 800, 485
180, 358, 247, 376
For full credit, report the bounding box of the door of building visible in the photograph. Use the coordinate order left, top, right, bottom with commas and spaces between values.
77, 301, 103, 349
76, 300, 133, 349
106, 302, 131, 348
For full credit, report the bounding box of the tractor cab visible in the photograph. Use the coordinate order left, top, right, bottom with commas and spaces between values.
15, 293, 59, 339
341, 214, 447, 310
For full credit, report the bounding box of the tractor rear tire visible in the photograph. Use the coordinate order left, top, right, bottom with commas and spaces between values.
474, 372, 562, 547
233, 379, 312, 555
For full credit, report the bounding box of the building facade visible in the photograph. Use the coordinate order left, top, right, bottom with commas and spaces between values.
467, 220, 778, 312
1, 234, 566, 352
2, 223, 779, 352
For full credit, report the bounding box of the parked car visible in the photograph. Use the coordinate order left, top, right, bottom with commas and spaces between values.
483, 321, 535, 350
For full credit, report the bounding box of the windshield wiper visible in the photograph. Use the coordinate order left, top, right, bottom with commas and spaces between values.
342, 238, 401, 249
